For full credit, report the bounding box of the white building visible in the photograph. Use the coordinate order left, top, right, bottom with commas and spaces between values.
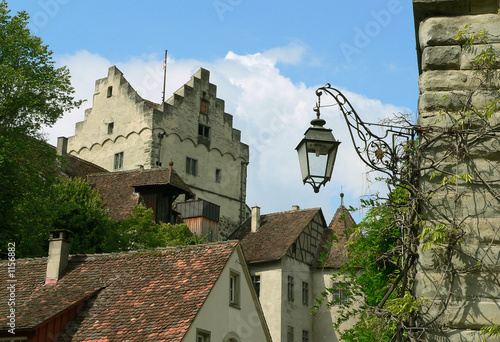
66, 66, 250, 225
229, 202, 356, 342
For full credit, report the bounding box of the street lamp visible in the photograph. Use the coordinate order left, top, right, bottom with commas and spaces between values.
297, 84, 416, 193
295, 108, 340, 193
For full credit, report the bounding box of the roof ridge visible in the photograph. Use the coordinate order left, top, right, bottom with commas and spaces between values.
261, 207, 321, 217
66, 241, 238, 260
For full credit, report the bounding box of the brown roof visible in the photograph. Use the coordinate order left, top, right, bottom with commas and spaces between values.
230, 208, 323, 263
87, 167, 193, 220
317, 205, 356, 268
0, 242, 238, 341
60, 152, 108, 178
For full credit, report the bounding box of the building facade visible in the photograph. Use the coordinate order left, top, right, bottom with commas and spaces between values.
229, 204, 356, 342
66, 66, 250, 224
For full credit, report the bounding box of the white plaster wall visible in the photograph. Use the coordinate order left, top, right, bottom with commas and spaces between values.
250, 261, 283, 342
280, 257, 313, 342
183, 247, 271, 342
68, 66, 154, 169
161, 133, 245, 220
311, 270, 341, 342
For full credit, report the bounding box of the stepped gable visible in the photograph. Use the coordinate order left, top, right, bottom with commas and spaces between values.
87, 166, 192, 220
230, 208, 322, 263
0, 242, 238, 341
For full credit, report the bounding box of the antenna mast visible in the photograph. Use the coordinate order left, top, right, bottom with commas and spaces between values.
161, 50, 167, 103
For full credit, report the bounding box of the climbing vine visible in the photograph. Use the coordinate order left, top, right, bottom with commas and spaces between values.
316, 25, 500, 342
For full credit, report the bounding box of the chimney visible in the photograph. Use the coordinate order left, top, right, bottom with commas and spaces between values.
56, 137, 68, 156
292, 205, 300, 211
251, 206, 260, 232
45, 230, 71, 286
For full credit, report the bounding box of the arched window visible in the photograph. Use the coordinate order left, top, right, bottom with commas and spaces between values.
223, 332, 240, 342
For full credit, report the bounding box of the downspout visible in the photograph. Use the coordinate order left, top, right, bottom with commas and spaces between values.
239, 161, 249, 224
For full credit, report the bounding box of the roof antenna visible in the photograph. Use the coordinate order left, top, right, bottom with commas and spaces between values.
161, 50, 167, 104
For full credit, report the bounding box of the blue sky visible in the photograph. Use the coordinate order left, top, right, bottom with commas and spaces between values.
9, 0, 419, 222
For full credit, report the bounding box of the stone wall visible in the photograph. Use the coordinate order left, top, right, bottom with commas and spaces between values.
413, 1, 500, 341
67, 66, 249, 223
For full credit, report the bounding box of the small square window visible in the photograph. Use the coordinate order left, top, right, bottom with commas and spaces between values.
287, 276, 294, 302
229, 271, 240, 307
215, 168, 222, 183
107, 86, 113, 98
251, 275, 260, 297
333, 283, 349, 305
186, 157, 198, 176
107, 122, 114, 134
302, 330, 309, 342
196, 329, 211, 342
302, 281, 309, 305
198, 124, 210, 141
114, 152, 124, 170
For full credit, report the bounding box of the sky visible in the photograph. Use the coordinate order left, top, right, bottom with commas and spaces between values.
8, 0, 420, 223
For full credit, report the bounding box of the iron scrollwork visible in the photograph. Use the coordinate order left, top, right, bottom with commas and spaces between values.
315, 84, 417, 181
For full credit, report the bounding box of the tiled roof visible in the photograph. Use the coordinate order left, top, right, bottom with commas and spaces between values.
87, 167, 192, 221
60, 152, 108, 178
317, 205, 356, 268
0, 242, 238, 341
229, 208, 323, 263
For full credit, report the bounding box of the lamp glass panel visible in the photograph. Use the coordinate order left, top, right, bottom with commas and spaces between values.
307, 142, 329, 177
297, 141, 309, 182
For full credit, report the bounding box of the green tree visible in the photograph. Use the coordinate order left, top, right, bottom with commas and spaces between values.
118, 205, 204, 250
0, 1, 81, 134
51, 177, 115, 254
0, 0, 81, 257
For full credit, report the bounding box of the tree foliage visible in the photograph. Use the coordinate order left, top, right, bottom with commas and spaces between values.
118, 205, 206, 250
0, 0, 82, 256
0, 0, 82, 134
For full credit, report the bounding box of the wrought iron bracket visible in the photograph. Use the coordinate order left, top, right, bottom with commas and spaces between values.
315, 84, 418, 182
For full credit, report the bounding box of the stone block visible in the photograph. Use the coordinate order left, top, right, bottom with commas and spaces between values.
461, 43, 500, 70
418, 237, 500, 271
419, 14, 500, 49
422, 46, 461, 70
419, 70, 500, 92
415, 270, 500, 300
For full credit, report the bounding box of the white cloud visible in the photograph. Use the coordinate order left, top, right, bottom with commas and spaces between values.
45, 44, 410, 222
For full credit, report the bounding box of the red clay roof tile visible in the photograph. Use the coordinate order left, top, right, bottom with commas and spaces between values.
0, 242, 238, 341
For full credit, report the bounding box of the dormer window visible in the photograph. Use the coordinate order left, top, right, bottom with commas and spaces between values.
200, 99, 208, 114
107, 86, 113, 98
107, 122, 114, 134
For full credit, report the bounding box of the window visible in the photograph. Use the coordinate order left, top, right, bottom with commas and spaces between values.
287, 276, 294, 302
107, 86, 113, 97
186, 157, 198, 176
107, 122, 114, 134
287, 326, 294, 342
229, 271, 240, 307
200, 99, 208, 114
333, 284, 349, 305
114, 152, 124, 170
198, 124, 210, 141
196, 329, 210, 342
302, 330, 309, 342
302, 281, 309, 305
215, 168, 222, 183
251, 275, 260, 297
